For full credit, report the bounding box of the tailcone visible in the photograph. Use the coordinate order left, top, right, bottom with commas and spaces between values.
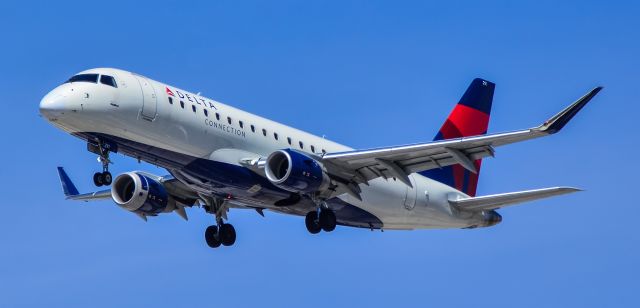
482, 210, 502, 227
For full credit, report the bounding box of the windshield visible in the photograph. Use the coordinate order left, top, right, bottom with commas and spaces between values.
65, 74, 99, 84
100, 75, 117, 88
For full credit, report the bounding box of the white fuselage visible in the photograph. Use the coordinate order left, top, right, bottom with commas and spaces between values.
40, 68, 490, 230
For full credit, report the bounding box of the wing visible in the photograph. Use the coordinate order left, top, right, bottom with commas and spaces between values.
321, 87, 602, 187
449, 187, 581, 211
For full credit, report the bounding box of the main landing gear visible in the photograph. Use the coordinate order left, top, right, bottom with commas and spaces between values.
205, 223, 236, 248
202, 196, 236, 249
305, 208, 337, 234
89, 141, 112, 187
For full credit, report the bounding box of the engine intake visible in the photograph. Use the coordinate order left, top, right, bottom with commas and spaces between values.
111, 172, 173, 214
265, 149, 329, 193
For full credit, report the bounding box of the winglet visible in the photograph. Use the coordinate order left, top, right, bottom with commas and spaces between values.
57, 167, 79, 197
538, 87, 603, 134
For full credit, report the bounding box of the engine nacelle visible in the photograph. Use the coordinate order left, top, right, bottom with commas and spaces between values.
111, 172, 173, 214
265, 149, 330, 193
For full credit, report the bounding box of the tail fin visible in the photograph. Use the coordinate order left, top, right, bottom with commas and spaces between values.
420, 78, 495, 196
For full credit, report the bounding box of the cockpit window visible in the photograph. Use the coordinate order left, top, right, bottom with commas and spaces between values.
66, 74, 99, 84
100, 75, 118, 88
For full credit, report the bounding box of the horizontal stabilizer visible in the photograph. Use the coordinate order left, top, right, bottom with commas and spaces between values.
450, 187, 581, 211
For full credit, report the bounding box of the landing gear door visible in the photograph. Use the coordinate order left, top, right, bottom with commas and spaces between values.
404, 175, 417, 210
134, 75, 157, 121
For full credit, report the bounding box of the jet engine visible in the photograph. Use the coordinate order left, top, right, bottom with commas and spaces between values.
265, 149, 330, 193
111, 172, 174, 214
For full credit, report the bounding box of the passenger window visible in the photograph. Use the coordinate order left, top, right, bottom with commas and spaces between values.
287, 137, 292, 145
227, 117, 232, 124
100, 75, 117, 88
311, 145, 315, 153
274, 133, 279, 140
262, 129, 267, 137
192, 105, 196, 113
216, 113, 220, 120
180, 101, 185, 109
299, 141, 304, 149
251, 125, 255, 132
239, 121, 244, 128
204, 109, 208, 117
168, 97, 173, 104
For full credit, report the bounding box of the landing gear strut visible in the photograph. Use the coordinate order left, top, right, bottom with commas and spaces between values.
305, 207, 337, 234
89, 141, 112, 187
202, 196, 237, 249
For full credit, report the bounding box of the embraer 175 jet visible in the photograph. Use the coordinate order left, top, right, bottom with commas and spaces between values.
40, 68, 601, 248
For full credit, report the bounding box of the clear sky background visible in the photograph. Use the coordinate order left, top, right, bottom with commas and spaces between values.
0, 1, 638, 307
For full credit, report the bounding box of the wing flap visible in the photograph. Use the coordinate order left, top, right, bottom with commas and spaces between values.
450, 187, 581, 211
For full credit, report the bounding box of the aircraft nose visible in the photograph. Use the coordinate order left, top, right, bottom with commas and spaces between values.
39, 88, 67, 119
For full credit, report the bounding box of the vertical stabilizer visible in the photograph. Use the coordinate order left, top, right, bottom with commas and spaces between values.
420, 78, 495, 196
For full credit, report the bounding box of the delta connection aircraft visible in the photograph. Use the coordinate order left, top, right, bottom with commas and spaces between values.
40, 68, 601, 248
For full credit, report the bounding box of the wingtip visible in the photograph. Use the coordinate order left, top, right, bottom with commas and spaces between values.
557, 187, 583, 193
57, 166, 80, 197
590, 86, 603, 97
538, 86, 602, 134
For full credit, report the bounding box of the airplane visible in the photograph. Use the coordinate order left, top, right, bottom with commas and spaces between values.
40, 68, 601, 248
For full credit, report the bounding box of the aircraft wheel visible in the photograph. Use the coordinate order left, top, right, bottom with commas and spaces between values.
319, 209, 337, 232
93, 172, 104, 187
102, 171, 112, 186
219, 223, 236, 246
205, 225, 221, 248
305, 211, 321, 234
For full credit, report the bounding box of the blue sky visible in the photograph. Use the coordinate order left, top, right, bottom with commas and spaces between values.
0, 1, 638, 307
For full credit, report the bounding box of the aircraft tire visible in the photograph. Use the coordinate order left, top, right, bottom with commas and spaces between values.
305, 211, 321, 234
102, 171, 112, 186
219, 223, 236, 246
319, 209, 337, 232
205, 225, 221, 248
93, 172, 103, 187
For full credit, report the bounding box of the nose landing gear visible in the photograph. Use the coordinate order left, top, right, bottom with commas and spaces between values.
88, 140, 113, 187
93, 171, 112, 187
